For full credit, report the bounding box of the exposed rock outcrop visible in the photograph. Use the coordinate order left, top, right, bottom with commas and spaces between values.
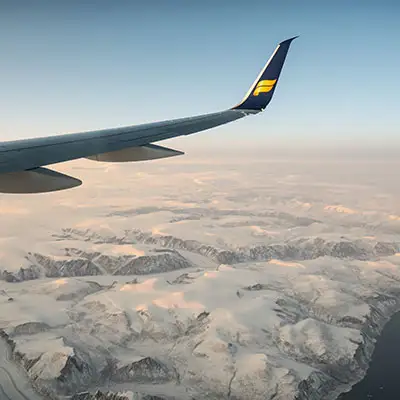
113, 251, 193, 275
111, 357, 177, 384
33, 254, 102, 277
0, 265, 41, 282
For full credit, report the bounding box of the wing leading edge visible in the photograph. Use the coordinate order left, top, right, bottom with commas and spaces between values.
0, 36, 297, 193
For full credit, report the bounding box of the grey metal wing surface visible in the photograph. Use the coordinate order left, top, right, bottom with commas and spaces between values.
0, 110, 248, 175
0, 37, 297, 193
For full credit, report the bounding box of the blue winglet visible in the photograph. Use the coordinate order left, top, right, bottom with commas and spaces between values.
232, 36, 298, 112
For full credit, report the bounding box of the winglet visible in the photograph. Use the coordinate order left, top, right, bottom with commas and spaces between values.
232, 36, 298, 112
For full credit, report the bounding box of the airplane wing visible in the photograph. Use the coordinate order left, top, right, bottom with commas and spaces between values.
0, 36, 297, 193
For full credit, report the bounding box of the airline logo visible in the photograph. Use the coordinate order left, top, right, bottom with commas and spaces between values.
253, 79, 277, 96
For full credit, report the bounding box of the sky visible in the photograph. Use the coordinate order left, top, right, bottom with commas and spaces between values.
0, 0, 399, 150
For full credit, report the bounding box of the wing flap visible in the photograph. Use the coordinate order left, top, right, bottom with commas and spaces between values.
86, 144, 184, 162
0, 167, 82, 194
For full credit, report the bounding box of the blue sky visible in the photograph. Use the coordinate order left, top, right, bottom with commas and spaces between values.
1, 1, 399, 149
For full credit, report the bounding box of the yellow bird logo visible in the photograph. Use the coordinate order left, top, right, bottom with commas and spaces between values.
253, 79, 277, 96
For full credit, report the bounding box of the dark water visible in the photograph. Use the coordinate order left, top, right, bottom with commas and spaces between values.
338, 311, 400, 400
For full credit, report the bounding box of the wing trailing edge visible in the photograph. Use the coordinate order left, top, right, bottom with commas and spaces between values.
86, 144, 184, 162
0, 167, 82, 194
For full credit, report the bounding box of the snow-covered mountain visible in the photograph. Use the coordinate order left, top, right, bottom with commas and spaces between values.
0, 227, 399, 400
